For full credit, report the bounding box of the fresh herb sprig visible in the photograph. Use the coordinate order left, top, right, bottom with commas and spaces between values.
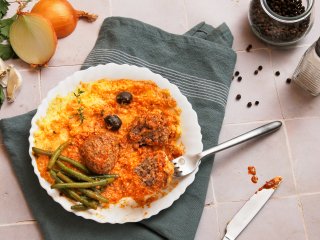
73, 88, 85, 124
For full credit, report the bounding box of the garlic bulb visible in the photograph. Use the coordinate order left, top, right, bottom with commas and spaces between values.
6, 66, 23, 102
0, 58, 8, 87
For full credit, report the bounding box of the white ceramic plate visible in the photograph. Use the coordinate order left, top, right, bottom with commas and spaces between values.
29, 63, 203, 223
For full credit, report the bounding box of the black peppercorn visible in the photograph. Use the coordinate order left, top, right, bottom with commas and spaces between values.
235, 71, 240, 76
258, 66, 263, 71
275, 71, 280, 76
237, 76, 242, 82
255, 101, 260, 106
254, 70, 259, 75
247, 102, 252, 108
286, 78, 292, 84
236, 94, 241, 100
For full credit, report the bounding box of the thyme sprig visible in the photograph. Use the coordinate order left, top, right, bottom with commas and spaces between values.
73, 88, 85, 124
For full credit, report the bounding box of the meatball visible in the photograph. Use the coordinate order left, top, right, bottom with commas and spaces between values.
128, 114, 170, 147
80, 134, 120, 174
134, 151, 174, 187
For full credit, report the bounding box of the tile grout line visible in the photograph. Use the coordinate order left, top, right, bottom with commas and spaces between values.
38, 69, 42, 101
299, 191, 320, 197
214, 191, 320, 205
282, 121, 309, 240
214, 204, 222, 239
0, 220, 37, 227
267, 47, 286, 120
182, 0, 189, 30
208, 174, 222, 238
223, 115, 320, 126
46, 63, 82, 68
108, 0, 113, 16
236, 43, 312, 53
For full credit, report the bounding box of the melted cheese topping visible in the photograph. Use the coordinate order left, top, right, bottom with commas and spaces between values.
34, 79, 184, 207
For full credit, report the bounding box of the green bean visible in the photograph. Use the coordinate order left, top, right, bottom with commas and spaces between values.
52, 178, 114, 189
33, 147, 90, 173
56, 161, 94, 182
48, 141, 70, 169
71, 204, 88, 211
65, 189, 98, 209
49, 170, 97, 209
57, 172, 108, 203
89, 174, 119, 179
50, 170, 62, 183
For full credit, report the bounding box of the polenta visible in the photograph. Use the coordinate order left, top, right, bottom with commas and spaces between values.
33, 79, 184, 207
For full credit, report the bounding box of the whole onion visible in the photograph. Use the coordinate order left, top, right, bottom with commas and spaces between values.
31, 0, 98, 38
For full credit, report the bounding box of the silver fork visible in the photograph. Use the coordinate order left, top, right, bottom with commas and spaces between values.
172, 121, 282, 177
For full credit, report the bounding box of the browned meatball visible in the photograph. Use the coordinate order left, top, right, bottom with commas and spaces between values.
128, 114, 170, 147
80, 134, 120, 174
134, 151, 174, 188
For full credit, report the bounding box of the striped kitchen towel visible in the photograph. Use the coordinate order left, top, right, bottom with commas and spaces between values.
0, 17, 236, 240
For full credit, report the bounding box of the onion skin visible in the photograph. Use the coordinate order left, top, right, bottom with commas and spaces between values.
31, 0, 98, 39
9, 13, 57, 67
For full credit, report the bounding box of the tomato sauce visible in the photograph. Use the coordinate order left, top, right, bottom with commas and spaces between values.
34, 79, 184, 207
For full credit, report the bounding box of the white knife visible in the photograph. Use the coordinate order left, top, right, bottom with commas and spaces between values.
222, 177, 282, 240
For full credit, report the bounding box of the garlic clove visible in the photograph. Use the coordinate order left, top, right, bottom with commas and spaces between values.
0, 58, 8, 87
6, 66, 23, 103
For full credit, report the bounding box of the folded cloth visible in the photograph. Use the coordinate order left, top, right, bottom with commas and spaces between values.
0, 17, 236, 240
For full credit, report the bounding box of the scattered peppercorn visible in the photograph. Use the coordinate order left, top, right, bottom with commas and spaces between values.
254, 70, 259, 75
236, 94, 241, 100
258, 66, 263, 71
275, 71, 280, 76
255, 101, 259, 106
246, 44, 253, 52
286, 78, 292, 84
235, 71, 240, 76
247, 102, 252, 108
237, 76, 242, 82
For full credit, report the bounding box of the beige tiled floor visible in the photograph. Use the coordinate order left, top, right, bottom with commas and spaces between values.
1, 0, 320, 239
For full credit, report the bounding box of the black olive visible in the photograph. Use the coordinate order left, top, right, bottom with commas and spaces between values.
116, 91, 133, 104
104, 115, 122, 131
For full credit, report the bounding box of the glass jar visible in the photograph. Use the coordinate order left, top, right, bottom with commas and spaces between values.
292, 38, 320, 96
248, 0, 315, 46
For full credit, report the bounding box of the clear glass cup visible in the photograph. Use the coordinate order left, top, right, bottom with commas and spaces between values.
292, 39, 320, 96
248, 0, 315, 46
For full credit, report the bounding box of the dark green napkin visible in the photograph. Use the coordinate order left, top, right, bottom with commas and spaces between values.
0, 17, 236, 240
